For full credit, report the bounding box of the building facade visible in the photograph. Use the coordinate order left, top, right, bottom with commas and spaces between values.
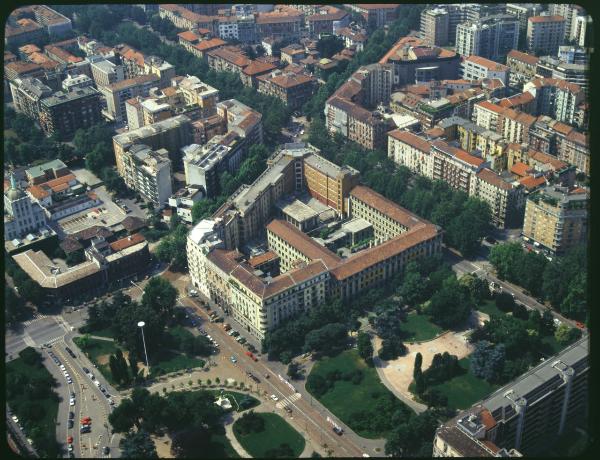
455, 15, 520, 61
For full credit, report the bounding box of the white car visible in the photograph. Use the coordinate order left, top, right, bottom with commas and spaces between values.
60, 365, 66, 371
69, 398, 75, 406
94, 380, 101, 387
270, 394, 279, 401
11, 415, 19, 423
87, 373, 95, 380
67, 378, 73, 384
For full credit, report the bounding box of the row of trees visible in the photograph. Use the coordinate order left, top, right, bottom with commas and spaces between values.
7, 348, 60, 457
306, 368, 364, 397
489, 243, 587, 320
109, 387, 224, 457
413, 352, 462, 398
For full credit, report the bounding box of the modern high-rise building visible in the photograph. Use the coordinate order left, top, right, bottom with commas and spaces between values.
527, 15, 566, 56
420, 8, 450, 46
505, 3, 545, 34
523, 185, 588, 254
99, 74, 160, 124
9, 77, 53, 121
38, 87, 103, 140
455, 15, 520, 61
433, 337, 589, 456
548, 4, 587, 42
119, 144, 173, 208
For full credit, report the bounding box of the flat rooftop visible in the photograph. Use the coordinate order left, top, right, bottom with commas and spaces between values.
275, 198, 318, 223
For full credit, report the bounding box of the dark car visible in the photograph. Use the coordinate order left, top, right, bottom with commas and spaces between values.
103, 446, 110, 455
333, 426, 344, 436
69, 412, 75, 420
68, 420, 74, 429
82, 367, 90, 374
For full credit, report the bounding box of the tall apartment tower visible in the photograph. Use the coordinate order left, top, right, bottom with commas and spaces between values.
527, 15, 567, 56
506, 3, 546, 32
455, 15, 520, 61
433, 338, 589, 456
548, 4, 587, 42
420, 8, 450, 46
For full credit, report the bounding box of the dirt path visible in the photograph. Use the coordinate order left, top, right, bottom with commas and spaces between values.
374, 330, 474, 404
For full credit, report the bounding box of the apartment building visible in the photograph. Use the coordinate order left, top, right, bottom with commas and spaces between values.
524, 77, 584, 126
434, 337, 588, 456
380, 36, 460, 87
471, 168, 524, 228
558, 131, 589, 176
335, 27, 368, 52
570, 14, 592, 47
113, 115, 193, 175
473, 101, 535, 144
158, 4, 218, 33
325, 64, 394, 150
306, 6, 349, 38
536, 56, 589, 96
38, 87, 103, 140
280, 44, 306, 65
62, 74, 94, 92
548, 4, 587, 42
119, 144, 173, 208
257, 71, 317, 110
255, 7, 303, 41
345, 4, 400, 29
527, 16, 566, 56
455, 15, 520, 61
240, 60, 278, 89
115, 45, 176, 88
506, 50, 540, 89
431, 140, 486, 194
505, 3, 545, 33
168, 186, 204, 224
523, 185, 588, 254
420, 8, 450, 46
89, 56, 124, 88
461, 56, 509, 86
191, 38, 228, 60
99, 74, 159, 124
9, 77, 53, 120
183, 134, 245, 198
387, 129, 434, 177
217, 15, 257, 43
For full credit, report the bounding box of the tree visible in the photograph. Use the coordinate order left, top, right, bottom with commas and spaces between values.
555, 324, 582, 345
235, 411, 265, 435
109, 398, 140, 433
316, 35, 345, 58
512, 303, 529, 320
264, 443, 295, 458
357, 332, 374, 364
495, 292, 515, 312
398, 269, 426, 307
459, 274, 490, 303
378, 336, 407, 361
489, 243, 524, 280
119, 430, 158, 458
287, 361, 301, 380
141, 277, 177, 323
470, 341, 505, 383
19, 347, 43, 366
413, 352, 423, 379
427, 277, 473, 329
303, 323, 348, 356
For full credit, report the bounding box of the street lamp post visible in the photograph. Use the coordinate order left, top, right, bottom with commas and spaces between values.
137, 321, 150, 375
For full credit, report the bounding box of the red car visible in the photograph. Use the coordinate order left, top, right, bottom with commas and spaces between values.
81, 417, 91, 425
245, 351, 258, 362
575, 321, 586, 330
67, 436, 73, 444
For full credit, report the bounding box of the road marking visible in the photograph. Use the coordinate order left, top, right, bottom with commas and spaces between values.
276, 392, 302, 409
23, 334, 36, 348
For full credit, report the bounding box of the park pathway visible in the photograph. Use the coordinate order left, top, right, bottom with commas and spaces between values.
223, 413, 252, 458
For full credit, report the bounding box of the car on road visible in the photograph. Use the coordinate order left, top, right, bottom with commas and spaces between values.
333, 426, 344, 436
264, 373, 270, 379
81, 416, 91, 423
68, 444, 74, 452
230, 330, 239, 337
94, 380, 101, 387
285, 406, 292, 414
103, 446, 110, 455
80, 426, 91, 434
245, 351, 258, 361
553, 318, 562, 326
237, 337, 247, 344
484, 235, 497, 244
270, 394, 279, 401
189, 289, 199, 297
69, 412, 74, 420
11, 415, 19, 423
108, 398, 115, 405
67, 377, 73, 384
67, 436, 73, 444
87, 373, 94, 380
68, 420, 74, 429
70, 392, 75, 398
82, 367, 90, 374
60, 365, 66, 371
230, 355, 237, 363
575, 321, 586, 330
69, 398, 75, 406
65, 347, 76, 358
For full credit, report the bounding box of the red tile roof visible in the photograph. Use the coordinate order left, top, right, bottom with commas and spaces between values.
511, 162, 533, 177
194, 38, 226, 52
464, 55, 508, 72
388, 130, 432, 152
529, 15, 565, 23
242, 60, 277, 76
109, 233, 145, 252
178, 31, 200, 42
507, 49, 539, 66
476, 168, 514, 191
248, 250, 279, 268
519, 175, 547, 190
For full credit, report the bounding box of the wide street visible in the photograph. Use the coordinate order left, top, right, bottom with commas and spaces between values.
179, 293, 383, 458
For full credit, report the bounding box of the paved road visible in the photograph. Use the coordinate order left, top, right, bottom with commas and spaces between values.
180, 295, 383, 458
444, 246, 585, 332
6, 315, 68, 360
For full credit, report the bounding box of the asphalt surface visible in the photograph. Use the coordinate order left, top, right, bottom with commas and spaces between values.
180, 295, 383, 457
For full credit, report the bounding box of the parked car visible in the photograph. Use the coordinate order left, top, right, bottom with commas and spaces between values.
333, 426, 344, 436
69, 412, 74, 420
69, 398, 75, 406
103, 446, 110, 455
82, 367, 90, 374
575, 321, 586, 330
230, 355, 237, 363
68, 420, 74, 429
270, 394, 279, 401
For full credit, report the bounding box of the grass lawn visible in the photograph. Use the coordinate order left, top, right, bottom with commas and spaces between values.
233, 413, 305, 458
81, 325, 116, 338
307, 350, 408, 438
73, 337, 122, 385
428, 358, 500, 410
7, 353, 60, 457
476, 299, 503, 317
151, 349, 205, 375
401, 313, 443, 342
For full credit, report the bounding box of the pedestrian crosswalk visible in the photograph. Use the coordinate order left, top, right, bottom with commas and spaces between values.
23, 314, 49, 327
275, 392, 302, 409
